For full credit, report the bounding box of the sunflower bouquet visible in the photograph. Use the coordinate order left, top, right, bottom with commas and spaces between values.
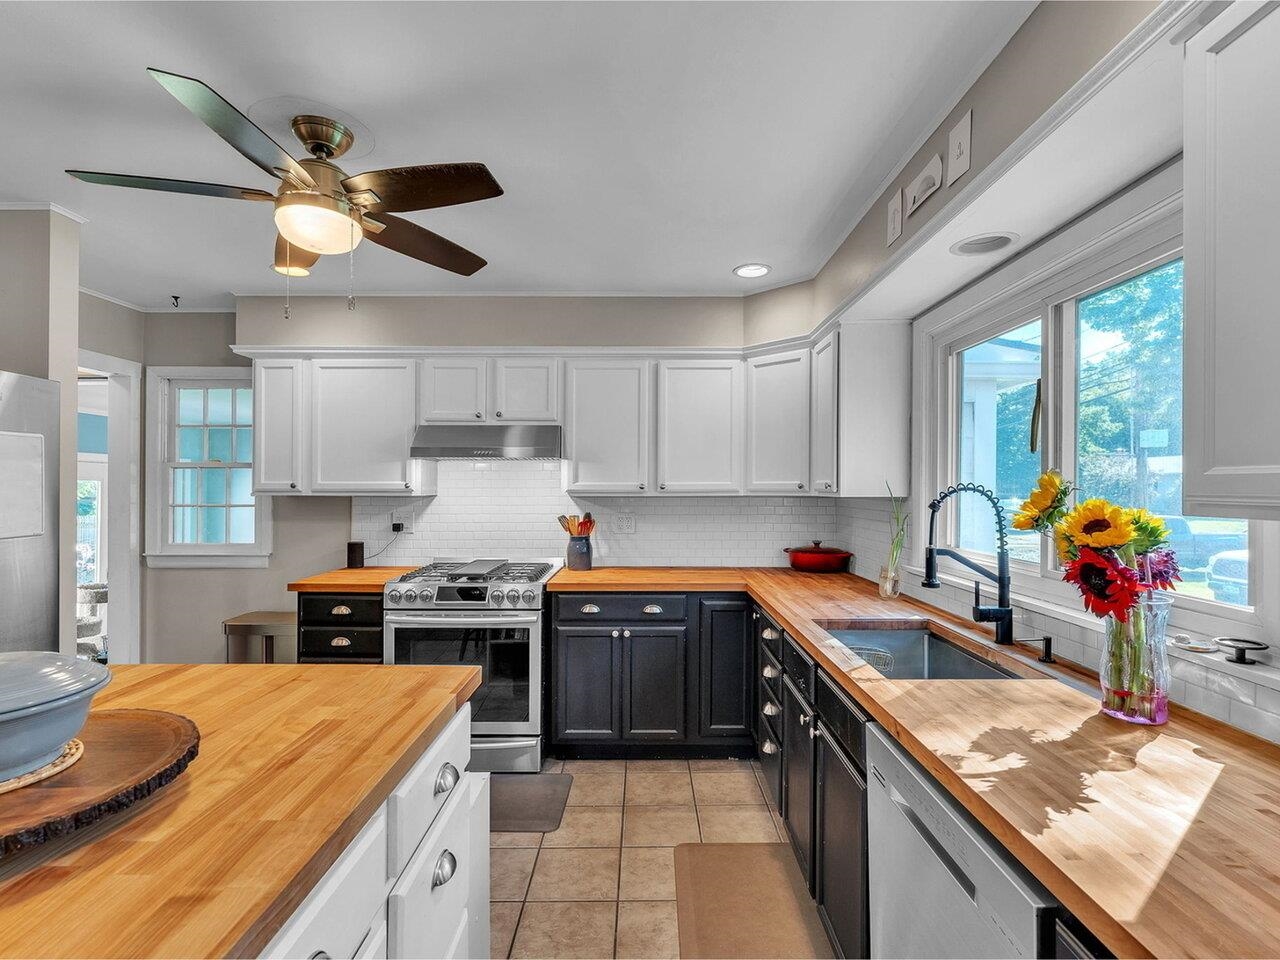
1012, 470, 1178, 724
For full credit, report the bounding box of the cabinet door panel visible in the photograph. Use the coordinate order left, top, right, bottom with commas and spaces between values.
698, 598, 751, 738
1184, 3, 1280, 518
810, 330, 838, 495
554, 627, 621, 740
253, 359, 304, 493
657, 360, 743, 493
816, 727, 868, 959
421, 358, 488, 422
311, 359, 417, 493
564, 360, 652, 494
493, 358, 559, 422
746, 349, 811, 493
623, 627, 686, 740
782, 676, 814, 889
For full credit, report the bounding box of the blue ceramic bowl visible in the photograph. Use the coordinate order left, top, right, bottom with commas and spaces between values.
0, 652, 110, 782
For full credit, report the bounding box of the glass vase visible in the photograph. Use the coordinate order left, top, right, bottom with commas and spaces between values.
1100, 592, 1172, 725
877, 564, 901, 599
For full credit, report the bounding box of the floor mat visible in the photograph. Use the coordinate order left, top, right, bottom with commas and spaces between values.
674, 842, 834, 959
490, 772, 573, 832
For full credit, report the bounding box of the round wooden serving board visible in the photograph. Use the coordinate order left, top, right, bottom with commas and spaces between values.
0, 708, 199, 858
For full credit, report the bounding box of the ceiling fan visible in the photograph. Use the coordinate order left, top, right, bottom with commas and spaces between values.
67, 68, 502, 277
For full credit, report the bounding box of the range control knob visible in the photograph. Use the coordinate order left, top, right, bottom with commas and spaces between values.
387, 589, 402, 604
419, 588, 433, 602
403, 589, 418, 604
491, 590, 505, 605
506, 589, 521, 606
521, 590, 537, 605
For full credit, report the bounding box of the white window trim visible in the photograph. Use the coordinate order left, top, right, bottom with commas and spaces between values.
911, 159, 1275, 645
145, 366, 273, 568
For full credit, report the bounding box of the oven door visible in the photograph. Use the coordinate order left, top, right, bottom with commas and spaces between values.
383, 611, 541, 737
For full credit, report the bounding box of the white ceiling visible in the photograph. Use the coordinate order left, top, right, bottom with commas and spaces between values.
0, 1, 1034, 311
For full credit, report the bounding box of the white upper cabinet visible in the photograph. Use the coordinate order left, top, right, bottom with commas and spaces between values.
746, 348, 811, 493
1183, 2, 1280, 520
310, 359, 424, 494
420, 358, 488, 422
564, 359, 652, 494
492, 358, 559, 422
253, 359, 305, 493
837, 321, 910, 497
809, 331, 839, 495
657, 359, 743, 494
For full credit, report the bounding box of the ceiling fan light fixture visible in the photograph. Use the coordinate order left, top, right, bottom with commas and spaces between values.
733, 262, 771, 279
273, 192, 363, 255
272, 262, 311, 278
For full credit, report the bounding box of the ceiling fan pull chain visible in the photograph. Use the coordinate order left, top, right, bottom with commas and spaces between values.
284, 244, 291, 321
347, 219, 357, 312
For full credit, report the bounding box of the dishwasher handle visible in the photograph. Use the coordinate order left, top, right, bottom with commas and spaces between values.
883, 773, 977, 903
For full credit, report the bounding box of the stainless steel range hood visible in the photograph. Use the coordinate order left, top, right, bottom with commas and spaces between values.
410, 423, 563, 460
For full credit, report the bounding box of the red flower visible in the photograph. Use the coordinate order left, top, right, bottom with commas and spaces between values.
1063, 548, 1149, 621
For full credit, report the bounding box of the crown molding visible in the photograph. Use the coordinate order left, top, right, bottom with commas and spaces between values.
79, 287, 148, 313
0, 201, 88, 224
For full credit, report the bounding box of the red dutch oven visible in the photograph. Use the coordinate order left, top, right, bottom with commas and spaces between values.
783, 540, 852, 573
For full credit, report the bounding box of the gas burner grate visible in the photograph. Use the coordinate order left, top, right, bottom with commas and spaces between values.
500, 562, 554, 583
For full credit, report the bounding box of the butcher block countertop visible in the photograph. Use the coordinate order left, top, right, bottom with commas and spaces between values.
0, 663, 480, 960
288, 566, 416, 593
551, 567, 1280, 960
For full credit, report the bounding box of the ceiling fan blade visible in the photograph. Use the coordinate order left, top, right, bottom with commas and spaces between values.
363, 214, 487, 276
66, 170, 274, 201
274, 234, 320, 276
342, 163, 502, 213
146, 68, 315, 188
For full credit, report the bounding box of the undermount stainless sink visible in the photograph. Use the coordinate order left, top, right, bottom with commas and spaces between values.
816, 624, 1016, 680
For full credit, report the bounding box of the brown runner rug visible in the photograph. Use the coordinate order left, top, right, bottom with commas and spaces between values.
490, 773, 573, 832
674, 842, 834, 959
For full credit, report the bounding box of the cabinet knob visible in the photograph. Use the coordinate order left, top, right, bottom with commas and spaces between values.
580, 603, 600, 615
611, 630, 620, 638
797, 483, 805, 490
495, 410, 503, 418
431, 850, 458, 889
761, 739, 778, 756
638, 483, 645, 490
643, 604, 663, 615
809, 725, 821, 740
762, 664, 780, 679
800, 713, 811, 726
289, 482, 297, 489
434, 761, 460, 798
623, 629, 631, 638
475, 411, 483, 419
330, 605, 352, 616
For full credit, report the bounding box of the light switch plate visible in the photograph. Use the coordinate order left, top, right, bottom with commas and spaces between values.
611, 513, 636, 535
905, 154, 943, 217
886, 188, 903, 247
947, 109, 972, 186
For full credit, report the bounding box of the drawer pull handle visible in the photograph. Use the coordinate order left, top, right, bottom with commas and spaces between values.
761, 739, 778, 755
309, 951, 331, 959
434, 762, 460, 798
330, 636, 352, 647
580, 604, 600, 615
330, 605, 352, 616
761, 627, 780, 641
643, 604, 663, 615
762, 701, 780, 718
762, 664, 780, 680
432, 849, 458, 889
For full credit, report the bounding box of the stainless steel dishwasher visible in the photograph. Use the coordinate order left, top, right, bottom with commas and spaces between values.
867, 725, 1057, 958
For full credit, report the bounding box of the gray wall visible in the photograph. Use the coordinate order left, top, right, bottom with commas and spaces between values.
79, 293, 144, 363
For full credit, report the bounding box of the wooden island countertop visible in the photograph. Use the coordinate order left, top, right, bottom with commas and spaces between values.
0, 663, 480, 959
551, 566, 1280, 960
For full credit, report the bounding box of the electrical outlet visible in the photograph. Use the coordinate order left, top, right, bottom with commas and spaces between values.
391, 508, 414, 534
611, 513, 636, 535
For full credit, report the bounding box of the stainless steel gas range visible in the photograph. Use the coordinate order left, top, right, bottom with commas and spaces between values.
383, 558, 562, 772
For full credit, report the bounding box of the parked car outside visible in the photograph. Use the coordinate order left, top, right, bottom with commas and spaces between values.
1208, 549, 1249, 606
1159, 516, 1206, 568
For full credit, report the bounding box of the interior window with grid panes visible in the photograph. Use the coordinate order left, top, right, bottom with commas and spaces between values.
171, 384, 255, 544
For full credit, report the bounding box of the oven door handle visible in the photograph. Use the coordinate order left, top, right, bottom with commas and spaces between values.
384, 614, 541, 627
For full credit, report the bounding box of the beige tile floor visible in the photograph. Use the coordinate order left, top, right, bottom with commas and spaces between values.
490, 758, 784, 960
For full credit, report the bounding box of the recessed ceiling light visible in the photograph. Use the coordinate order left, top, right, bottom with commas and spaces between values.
949, 233, 1019, 257
733, 262, 771, 279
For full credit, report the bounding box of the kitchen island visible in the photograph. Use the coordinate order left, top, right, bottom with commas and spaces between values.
550, 567, 1280, 960
0, 663, 481, 959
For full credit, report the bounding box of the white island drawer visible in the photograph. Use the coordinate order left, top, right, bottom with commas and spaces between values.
387, 703, 471, 877
261, 807, 388, 959
389, 782, 473, 959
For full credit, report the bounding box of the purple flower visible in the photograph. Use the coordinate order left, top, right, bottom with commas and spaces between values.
1144, 548, 1181, 590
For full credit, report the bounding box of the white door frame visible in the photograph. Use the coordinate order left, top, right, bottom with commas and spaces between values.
79, 349, 142, 663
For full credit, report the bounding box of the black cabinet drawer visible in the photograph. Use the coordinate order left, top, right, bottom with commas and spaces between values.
816, 671, 869, 773
556, 593, 687, 622
299, 626, 383, 660
299, 594, 383, 626
756, 607, 783, 658
783, 635, 817, 706
758, 676, 782, 743
757, 712, 783, 812
759, 644, 783, 699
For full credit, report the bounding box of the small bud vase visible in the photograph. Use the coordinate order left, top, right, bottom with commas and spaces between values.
877, 564, 901, 599
1100, 592, 1172, 725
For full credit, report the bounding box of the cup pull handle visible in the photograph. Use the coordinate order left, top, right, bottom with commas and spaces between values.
432, 850, 457, 889
330, 636, 351, 647
643, 604, 662, 615
762, 664, 780, 679
580, 604, 600, 615
434, 762, 459, 798
761, 627, 780, 641
330, 605, 352, 616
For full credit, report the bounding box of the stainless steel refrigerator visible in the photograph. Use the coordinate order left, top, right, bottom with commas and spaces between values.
0, 370, 60, 653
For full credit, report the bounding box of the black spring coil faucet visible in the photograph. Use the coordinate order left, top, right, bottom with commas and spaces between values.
922, 483, 1014, 645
